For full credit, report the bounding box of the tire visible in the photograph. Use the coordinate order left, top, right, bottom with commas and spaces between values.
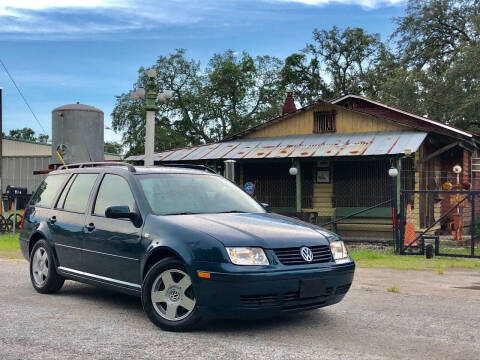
141, 257, 202, 332
30, 240, 65, 294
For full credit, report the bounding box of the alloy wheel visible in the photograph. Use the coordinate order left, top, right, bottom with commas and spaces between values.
32, 247, 49, 286
151, 269, 196, 321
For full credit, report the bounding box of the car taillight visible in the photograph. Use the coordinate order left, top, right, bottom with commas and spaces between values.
19, 208, 27, 230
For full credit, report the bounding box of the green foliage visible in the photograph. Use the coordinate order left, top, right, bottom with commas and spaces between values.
112, 49, 284, 155
113, 1, 480, 155
8, 128, 49, 143
281, 26, 387, 105
8, 127, 36, 141
389, 0, 480, 132
104, 141, 123, 155
37, 134, 49, 143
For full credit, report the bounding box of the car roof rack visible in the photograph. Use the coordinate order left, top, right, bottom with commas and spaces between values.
58, 162, 136, 173
160, 163, 217, 174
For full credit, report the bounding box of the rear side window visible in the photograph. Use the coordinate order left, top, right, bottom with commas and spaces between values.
94, 174, 135, 216
30, 174, 68, 208
60, 174, 98, 213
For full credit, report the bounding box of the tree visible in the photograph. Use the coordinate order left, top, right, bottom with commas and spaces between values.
104, 141, 123, 154
8, 127, 36, 141
205, 51, 284, 139
112, 49, 284, 155
281, 27, 387, 105
37, 134, 49, 143
393, 0, 479, 72
391, 0, 480, 131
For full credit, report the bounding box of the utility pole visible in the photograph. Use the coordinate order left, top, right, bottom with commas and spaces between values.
130, 69, 173, 166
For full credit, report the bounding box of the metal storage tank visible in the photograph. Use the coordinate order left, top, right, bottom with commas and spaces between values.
51, 103, 104, 164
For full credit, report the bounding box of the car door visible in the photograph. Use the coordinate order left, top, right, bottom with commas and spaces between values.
49, 173, 98, 271
26, 173, 70, 257
83, 173, 143, 285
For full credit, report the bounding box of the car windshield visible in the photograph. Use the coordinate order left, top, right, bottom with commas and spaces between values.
137, 173, 265, 215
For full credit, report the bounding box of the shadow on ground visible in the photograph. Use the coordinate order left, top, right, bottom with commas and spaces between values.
52, 280, 333, 332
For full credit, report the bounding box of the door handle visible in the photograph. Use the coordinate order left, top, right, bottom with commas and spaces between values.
85, 223, 95, 232
49, 216, 57, 224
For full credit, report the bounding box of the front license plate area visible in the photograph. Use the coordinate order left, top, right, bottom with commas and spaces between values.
300, 278, 326, 298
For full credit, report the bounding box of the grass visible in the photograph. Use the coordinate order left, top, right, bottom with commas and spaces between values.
349, 247, 480, 271
0, 233, 21, 259
386, 285, 400, 293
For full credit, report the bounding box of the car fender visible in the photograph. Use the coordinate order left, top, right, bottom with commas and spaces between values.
28, 222, 61, 268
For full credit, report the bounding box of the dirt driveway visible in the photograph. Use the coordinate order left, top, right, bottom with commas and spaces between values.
1, 259, 479, 360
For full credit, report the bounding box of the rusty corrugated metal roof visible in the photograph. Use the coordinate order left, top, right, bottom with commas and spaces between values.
127, 131, 427, 162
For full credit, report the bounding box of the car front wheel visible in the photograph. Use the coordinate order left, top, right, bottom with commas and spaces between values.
141, 257, 201, 332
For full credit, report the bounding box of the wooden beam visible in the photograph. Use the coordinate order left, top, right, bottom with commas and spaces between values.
421, 142, 460, 163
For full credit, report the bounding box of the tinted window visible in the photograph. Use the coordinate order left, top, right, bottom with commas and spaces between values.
62, 174, 98, 213
55, 175, 74, 209
94, 174, 135, 216
30, 174, 68, 208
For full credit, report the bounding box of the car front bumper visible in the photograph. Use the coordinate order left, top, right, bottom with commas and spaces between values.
192, 261, 355, 320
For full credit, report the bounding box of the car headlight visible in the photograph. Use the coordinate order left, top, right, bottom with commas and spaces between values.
330, 240, 350, 264
226, 247, 269, 266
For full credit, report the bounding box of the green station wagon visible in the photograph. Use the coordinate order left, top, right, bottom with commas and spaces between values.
19, 162, 354, 331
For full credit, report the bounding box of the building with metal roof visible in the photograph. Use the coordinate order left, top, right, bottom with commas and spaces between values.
128, 94, 479, 241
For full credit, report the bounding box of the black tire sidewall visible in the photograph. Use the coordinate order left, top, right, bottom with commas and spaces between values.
29, 240, 64, 294
141, 258, 201, 332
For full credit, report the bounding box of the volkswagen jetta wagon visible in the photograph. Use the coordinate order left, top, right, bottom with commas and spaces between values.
20, 162, 354, 331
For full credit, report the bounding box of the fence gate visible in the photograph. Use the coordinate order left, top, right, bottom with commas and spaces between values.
398, 190, 480, 258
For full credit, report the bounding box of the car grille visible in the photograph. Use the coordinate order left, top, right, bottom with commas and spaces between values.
273, 245, 332, 265
240, 287, 334, 309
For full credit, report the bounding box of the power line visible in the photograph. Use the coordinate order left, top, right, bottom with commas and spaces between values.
0, 58, 47, 134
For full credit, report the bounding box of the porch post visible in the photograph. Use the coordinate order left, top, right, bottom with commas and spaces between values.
396, 157, 402, 210
295, 159, 302, 213
395, 157, 402, 253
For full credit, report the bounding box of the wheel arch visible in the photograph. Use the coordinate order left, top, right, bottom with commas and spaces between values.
28, 231, 48, 256
142, 246, 188, 280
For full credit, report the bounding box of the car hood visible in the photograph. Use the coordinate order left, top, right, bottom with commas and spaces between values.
159, 212, 333, 248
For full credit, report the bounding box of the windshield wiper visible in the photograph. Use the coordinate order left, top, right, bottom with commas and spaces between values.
216, 210, 248, 214
163, 212, 200, 215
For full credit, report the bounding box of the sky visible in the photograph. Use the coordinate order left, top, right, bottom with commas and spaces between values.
0, 0, 406, 144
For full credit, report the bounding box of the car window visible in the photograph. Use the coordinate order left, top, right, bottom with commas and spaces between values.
94, 174, 136, 216
61, 174, 98, 213
30, 174, 68, 208
55, 175, 74, 209
138, 174, 265, 215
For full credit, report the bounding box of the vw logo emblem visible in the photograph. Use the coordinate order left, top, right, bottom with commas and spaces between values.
300, 246, 314, 262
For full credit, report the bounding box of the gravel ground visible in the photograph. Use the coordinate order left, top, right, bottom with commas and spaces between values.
1, 259, 480, 360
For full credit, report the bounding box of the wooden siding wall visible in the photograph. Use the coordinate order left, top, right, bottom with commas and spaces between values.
245, 103, 407, 139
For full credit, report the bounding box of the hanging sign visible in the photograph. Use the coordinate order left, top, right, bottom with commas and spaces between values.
243, 182, 255, 195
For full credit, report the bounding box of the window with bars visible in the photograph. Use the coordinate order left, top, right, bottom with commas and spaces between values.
313, 110, 336, 133
333, 160, 391, 207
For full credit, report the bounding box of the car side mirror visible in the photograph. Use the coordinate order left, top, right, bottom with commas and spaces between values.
105, 205, 138, 222
261, 203, 270, 212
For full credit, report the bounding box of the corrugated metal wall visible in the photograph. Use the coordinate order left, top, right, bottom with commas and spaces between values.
1, 156, 50, 193
2, 139, 51, 156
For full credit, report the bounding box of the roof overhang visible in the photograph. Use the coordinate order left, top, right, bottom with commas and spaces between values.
332, 94, 473, 138
127, 131, 428, 162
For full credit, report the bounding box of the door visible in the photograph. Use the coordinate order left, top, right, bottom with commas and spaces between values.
83, 173, 143, 285
49, 173, 98, 271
